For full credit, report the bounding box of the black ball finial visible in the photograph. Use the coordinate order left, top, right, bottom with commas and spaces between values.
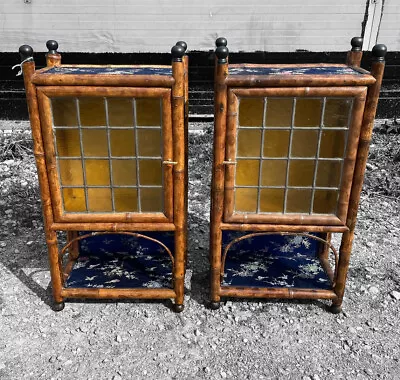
176, 41, 187, 52
372, 44, 387, 61
171, 44, 185, 62
215, 46, 229, 64
19, 45, 33, 61
350, 37, 363, 52
216, 37, 228, 48
46, 40, 59, 54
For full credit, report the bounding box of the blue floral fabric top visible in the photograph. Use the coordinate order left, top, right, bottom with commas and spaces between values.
230, 66, 361, 76
222, 231, 332, 290
43, 66, 172, 76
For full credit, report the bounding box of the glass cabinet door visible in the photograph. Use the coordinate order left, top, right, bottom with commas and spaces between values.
224, 87, 367, 226
37, 87, 173, 223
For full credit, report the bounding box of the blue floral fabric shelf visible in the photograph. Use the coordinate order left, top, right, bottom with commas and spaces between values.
222, 232, 331, 289
43, 66, 173, 76
65, 232, 174, 289
230, 65, 361, 76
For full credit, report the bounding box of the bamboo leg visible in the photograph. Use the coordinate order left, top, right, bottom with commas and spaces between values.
171, 45, 186, 312
19, 45, 65, 311
332, 45, 386, 313
209, 45, 229, 309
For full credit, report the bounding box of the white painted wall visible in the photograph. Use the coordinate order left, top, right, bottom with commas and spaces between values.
0, 0, 385, 53
372, 0, 400, 50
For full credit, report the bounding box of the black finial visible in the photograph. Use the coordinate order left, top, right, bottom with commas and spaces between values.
19, 45, 33, 61
171, 45, 185, 62
215, 46, 229, 64
46, 40, 58, 54
372, 44, 387, 62
350, 37, 363, 52
216, 37, 228, 48
176, 41, 187, 52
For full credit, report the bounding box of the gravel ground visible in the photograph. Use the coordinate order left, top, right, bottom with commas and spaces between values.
0, 120, 399, 380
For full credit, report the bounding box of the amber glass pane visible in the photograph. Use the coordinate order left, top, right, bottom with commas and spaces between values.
55, 129, 80, 157
63, 188, 86, 212
141, 188, 163, 212
79, 98, 106, 126
294, 98, 322, 127
137, 128, 162, 157
59, 160, 83, 186
291, 130, 318, 158
139, 160, 162, 186
319, 130, 346, 158
108, 98, 134, 126
265, 98, 293, 127
313, 190, 339, 214
237, 129, 262, 157
114, 188, 138, 212
261, 160, 287, 186
286, 189, 312, 213
238, 98, 264, 127
324, 98, 352, 128
288, 160, 315, 187
110, 129, 135, 157
236, 160, 259, 186
85, 160, 110, 186
263, 130, 290, 157
136, 98, 161, 126
82, 129, 108, 157
235, 188, 258, 213
51, 98, 78, 127
112, 159, 137, 186
316, 161, 342, 188
259, 189, 284, 213
87, 188, 112, 212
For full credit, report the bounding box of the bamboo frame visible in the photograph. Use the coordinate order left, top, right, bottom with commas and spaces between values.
209, 38, 386, 312
37, 87, 173, 224
20, 41, 188, 311
223, 86, 367, 226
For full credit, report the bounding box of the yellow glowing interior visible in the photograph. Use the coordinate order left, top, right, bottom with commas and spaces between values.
265, 98, 293, 127
238, 98, 264, 126
294, 98, 322, 127
52, 97, 164, 213
324, 98, 352, 127
259, 189, 285, 213
263, 130, 290, 157
233, 95, 352, 215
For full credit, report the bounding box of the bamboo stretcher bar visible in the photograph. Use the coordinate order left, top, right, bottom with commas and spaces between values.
219, 287, 337, 300
225, 75, 375, 88
61, 288, 176, 299
51, 222, 176, 231
220, 223, 349, 233
32, 74, 175, 87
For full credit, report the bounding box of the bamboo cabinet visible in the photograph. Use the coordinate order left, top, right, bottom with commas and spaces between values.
209, 37, 387, 313
19, 41, 188, 312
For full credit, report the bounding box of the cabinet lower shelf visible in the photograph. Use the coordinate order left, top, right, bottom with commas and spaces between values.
221, 231, 333, 290
64, 232, 174, 290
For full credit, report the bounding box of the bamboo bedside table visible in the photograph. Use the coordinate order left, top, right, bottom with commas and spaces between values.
18, 40, 188, 312
209, 37, 387, 313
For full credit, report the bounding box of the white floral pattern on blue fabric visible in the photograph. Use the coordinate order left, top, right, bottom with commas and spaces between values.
222, 232, 331, 289
230, 66, 361, 76
65, 232, 174, 289
44, 66, 172, 76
